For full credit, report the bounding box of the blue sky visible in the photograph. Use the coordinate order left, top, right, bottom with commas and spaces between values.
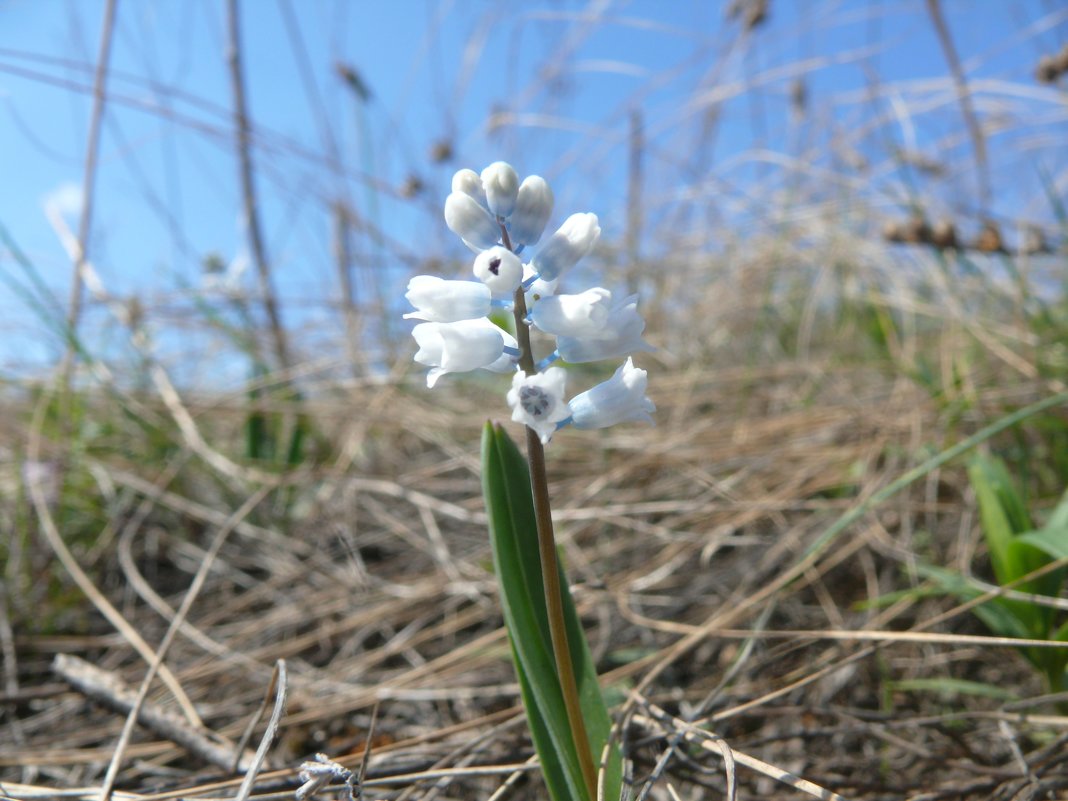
1, 1, 1066, 381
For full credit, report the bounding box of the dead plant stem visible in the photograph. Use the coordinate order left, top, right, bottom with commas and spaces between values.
225, 0, 291, 373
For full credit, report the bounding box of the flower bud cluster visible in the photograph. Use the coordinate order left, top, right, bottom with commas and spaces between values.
405, 162, 654, 443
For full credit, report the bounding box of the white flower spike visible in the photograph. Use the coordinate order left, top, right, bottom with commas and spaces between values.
404, 275, 491, 322
407, 160, 653, 443
507, 367, 571, 444
412, 318, 507, 388
568, 358, 655, 430
556, 293, 653, 364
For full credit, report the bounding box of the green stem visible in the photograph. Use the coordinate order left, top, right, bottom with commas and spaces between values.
506, 225, 599, 800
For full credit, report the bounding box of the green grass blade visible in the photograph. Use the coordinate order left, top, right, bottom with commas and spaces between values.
967, 455, 1031, 587
482, 422, 622, 801
1017, 489, 1068, 560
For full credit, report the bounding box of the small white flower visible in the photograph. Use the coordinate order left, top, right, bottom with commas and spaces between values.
444, 191, 500, 251
529, 213, 600, 281
568, 358, 655, 429
507, 367, 570, 444
556, 294, 653, 363
481, 162, 520, 219
473, 246, 523, 296
412, 318, 506, 388
529, 287, 612, 337
403, 275, 491, 322
510, 175, 554, 248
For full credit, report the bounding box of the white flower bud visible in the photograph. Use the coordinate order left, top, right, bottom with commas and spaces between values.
452, 168, 485, 202
556, 293, 653, 363
480, 161, 520, 219
403, 275, 491, 323
444, 191, 500, 251
412, 319, 506, 388
510, 175, 554, 248
568, 358, 655, 429
529, 213, 600, 281
506, 367, 570, 444
529, 288, 612, 337
472, 246, 523, 295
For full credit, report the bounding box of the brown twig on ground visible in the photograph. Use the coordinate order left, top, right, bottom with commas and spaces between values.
53, 654, 249, 773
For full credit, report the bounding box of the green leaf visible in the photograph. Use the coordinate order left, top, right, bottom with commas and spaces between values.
1018, 488, 1068, 560
482, 422, 622, 801
968, 455, 1032, 586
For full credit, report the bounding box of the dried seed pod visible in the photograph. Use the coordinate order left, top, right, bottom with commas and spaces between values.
976, 221, 1006, 254
931, 220, 958, 250
429, 140, 453, 164
902, 216, 932, 245
1036, 54, 1058, 84
400, 174, 424, 198
882, 220, 904, 243
1056, 43, 1068, 75
1020, 226, 1048, 256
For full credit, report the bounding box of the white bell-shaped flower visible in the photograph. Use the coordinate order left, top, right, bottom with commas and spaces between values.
483, 325, 520, 374
473, 246, 523, 296
510, 175, 554, 248
529, 287, 612, 337
403, 275, 491, 322
412, 318, 506, 388
568, 358, 655, 430
528, 213, 600, 281
480, 161, 519, 219
506, 367, 570, 444
444, 191, 500, 251
556, 294, 653, 363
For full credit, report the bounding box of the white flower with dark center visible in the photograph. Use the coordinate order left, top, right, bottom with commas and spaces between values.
556, 294, 653, 363
529, 287, 612, 337
403, 275, 491, 322
473, 246, 523, 295
507, 367, 570, 444
568, 358, 655, 429
412, 318, 507, 388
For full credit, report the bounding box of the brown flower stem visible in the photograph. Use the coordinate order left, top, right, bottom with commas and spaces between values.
504, 224, 598, 800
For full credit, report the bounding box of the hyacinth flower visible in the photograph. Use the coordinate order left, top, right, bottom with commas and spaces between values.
404, 162, 654, 801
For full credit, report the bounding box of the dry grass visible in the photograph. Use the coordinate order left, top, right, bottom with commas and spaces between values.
3, 332, 1068, 799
